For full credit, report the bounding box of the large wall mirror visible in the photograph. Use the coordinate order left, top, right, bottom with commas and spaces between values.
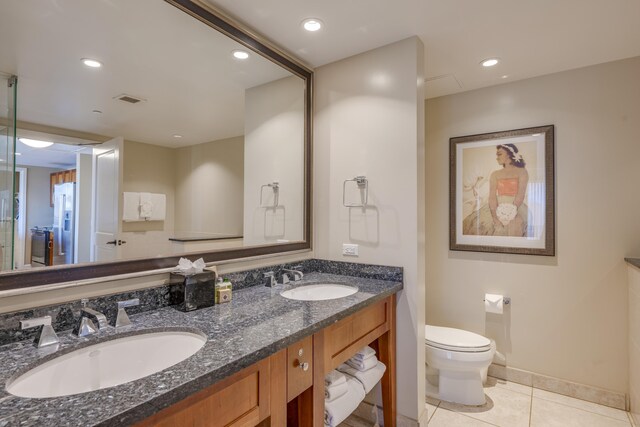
0, 0, 312, 291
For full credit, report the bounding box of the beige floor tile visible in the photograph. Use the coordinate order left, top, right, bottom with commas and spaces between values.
440, 384, 531, 427
338, 414, 373, 427
531, 398, 632, 427
426, 400, 439, 422
428, 408, 496, 427
486, 376, 533, 396
533, 388, 629, 421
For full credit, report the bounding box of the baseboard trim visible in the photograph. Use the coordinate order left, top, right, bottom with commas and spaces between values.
488, 363, 627, 411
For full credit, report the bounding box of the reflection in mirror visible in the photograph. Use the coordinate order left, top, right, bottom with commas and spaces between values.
0, 0, 307, 275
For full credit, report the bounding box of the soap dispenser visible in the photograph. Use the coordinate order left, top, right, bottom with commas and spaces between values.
215, 277, 233, 304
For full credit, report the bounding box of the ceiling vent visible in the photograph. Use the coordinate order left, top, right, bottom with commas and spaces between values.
113, 93, 146, 104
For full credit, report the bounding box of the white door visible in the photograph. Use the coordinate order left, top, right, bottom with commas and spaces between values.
91, 137, 123, 262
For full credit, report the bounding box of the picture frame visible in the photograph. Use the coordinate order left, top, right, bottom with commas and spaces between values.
449, 125, 555, 256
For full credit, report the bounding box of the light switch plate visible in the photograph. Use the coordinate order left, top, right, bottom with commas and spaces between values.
342, 244, 359, 256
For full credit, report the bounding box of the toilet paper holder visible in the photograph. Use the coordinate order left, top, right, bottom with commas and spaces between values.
483, 296, 511, 305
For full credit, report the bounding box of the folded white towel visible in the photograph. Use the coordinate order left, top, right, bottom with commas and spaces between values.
123, 192, 141, 222
338, 361, 386, 394
325, 379, 348, 402
346, 355, 378, 372
324, 377, 365, 427
325, 370, 346, 387
352, 346, 376, 362
139, 192, 153, 218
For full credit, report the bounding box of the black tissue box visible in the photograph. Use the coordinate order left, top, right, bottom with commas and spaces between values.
170, 270, 216, 312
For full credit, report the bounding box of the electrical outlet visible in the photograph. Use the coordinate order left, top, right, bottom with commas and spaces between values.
342, 243, 359, 256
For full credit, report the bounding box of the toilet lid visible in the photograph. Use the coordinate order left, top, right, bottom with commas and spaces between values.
425, 325, 492, 352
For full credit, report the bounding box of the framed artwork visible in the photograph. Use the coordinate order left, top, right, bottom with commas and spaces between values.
449, 125, 555, 256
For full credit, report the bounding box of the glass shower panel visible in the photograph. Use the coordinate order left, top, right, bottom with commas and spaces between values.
0, 74, 17, 271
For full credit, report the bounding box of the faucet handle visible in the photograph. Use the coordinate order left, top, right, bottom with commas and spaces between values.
114, 298, 139, 328
20, 315, 59, 348
263, 271, 276, 287
283, 267, 304, 281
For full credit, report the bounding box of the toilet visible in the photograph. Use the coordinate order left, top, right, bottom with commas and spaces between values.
425, 325, 496, 406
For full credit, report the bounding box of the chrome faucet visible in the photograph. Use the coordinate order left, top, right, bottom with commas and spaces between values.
113, 298, 140, 328
283, 266, 304, 282
20, 315, 59, 348
74, 299, 109, 337
263, 271, 277, 287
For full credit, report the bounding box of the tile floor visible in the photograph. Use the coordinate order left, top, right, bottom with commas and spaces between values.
339, 377, 635, 426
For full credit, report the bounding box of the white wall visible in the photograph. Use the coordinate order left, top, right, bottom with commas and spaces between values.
315, 37, 426, 423
629, 264, 640, 423
175, 136, 244, 236
122, 140, 176, 258
244, 76, 305, 245
426, 56, 640, 394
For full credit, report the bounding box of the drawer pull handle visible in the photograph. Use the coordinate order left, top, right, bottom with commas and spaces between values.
294, 360, 309, 371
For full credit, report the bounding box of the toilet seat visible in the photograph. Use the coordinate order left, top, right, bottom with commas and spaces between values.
425, 325, 492, 353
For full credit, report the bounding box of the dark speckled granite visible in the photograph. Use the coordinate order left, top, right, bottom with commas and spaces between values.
0, 263, 402, 427
0, 259, 402, 346
625, 258, 640, 269
222, 259, 402, 289
0, 285, 176, 346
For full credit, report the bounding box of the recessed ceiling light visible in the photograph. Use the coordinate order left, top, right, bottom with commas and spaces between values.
501, 75, 509, 79
81, 58, 103, 68
302, 18, 323, 32
481, 58, 500, 67
173, 134, 183, 138
19, 138, 54, 148
232, 50, 249, 60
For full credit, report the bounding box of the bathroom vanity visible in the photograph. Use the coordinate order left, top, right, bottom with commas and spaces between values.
0, 267, 402, 427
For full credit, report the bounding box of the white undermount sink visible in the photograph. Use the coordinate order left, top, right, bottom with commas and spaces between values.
280, 283, 358, 301
6, 330, 206, 398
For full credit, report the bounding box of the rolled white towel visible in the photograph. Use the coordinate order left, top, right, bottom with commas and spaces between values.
325, 378, 348, 402
338, 361, 386, 394
352, 345, 376, 362
346, 355, 378, 372
325, 370, 347, 387
324, 377, 365, 427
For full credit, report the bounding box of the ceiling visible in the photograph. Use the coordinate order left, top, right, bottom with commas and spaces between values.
206, 0, 640, 98
0, 0, 292, 150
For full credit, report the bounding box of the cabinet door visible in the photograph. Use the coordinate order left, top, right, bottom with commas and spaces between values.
287, 336, 313, 402
136, 358, 270, 427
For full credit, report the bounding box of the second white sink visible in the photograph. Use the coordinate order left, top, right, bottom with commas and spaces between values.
280, 284, 358, 301
6, 330, 206, 398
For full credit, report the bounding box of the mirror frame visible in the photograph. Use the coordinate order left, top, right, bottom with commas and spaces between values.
0, 0, 313, 292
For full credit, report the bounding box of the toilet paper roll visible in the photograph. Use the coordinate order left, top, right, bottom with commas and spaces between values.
485, 293, 504, 314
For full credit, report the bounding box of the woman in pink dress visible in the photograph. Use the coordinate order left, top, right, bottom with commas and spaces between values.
463, 143, 529, 237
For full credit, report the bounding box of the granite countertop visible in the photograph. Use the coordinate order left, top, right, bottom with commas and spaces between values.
0, 272, 402, 427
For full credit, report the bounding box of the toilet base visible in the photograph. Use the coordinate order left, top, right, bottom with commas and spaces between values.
425, 366, 488, 406
439, 369, 486, 406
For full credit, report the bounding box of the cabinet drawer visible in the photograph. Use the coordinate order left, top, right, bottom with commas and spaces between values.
287, 335, 313, 402
325, 298, 390, 370
136, 358, 269, 427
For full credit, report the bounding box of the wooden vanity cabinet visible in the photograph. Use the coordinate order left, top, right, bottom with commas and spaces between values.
137, 295, 396, 427
135, 358, 270, 427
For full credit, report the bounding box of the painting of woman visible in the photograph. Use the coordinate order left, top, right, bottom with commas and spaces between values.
462, 143, 529, 237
